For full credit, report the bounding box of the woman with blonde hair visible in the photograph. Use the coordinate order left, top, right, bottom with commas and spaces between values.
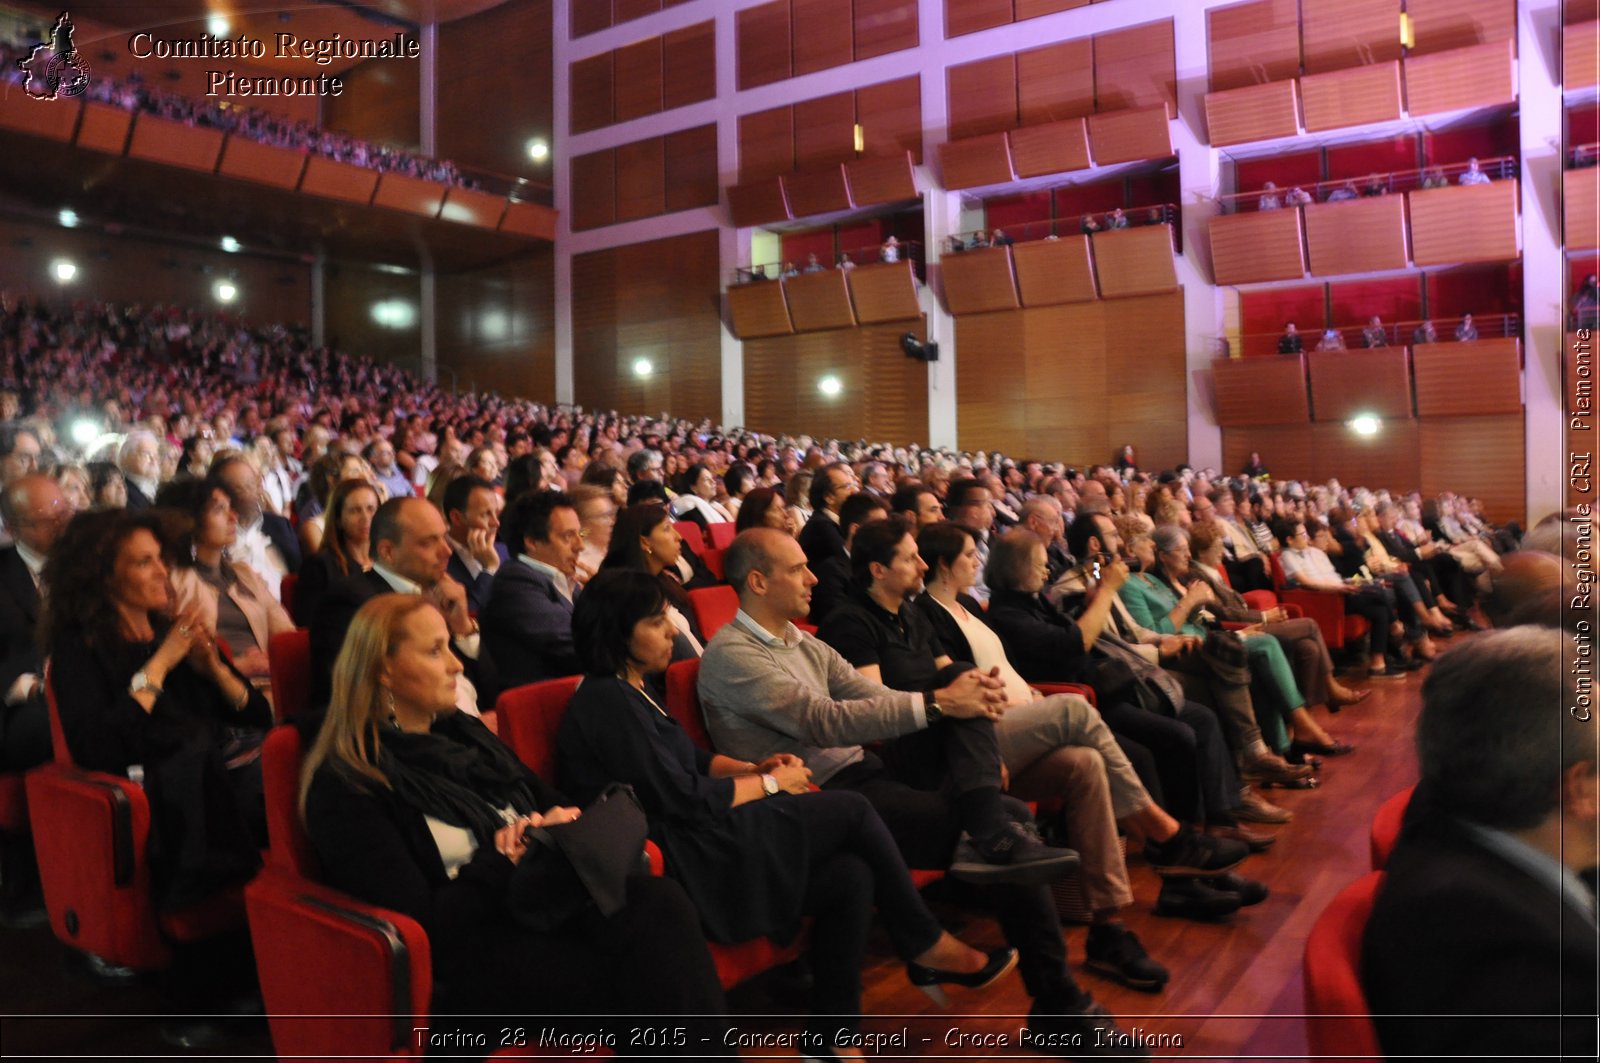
299, 594, 727, 1046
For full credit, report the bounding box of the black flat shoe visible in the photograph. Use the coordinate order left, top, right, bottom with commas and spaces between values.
906, 946, 1018, 1006
1290, 738, 1355, 758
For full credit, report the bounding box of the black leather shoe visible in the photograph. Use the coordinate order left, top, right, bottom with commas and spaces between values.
1154, 877, 1242, 921
906, 946, 1018, 1007
1084, 924, 1169, 992
950, 823, 1080, 887
1203, 872, 1269, 906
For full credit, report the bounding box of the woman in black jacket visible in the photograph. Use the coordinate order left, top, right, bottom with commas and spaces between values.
300, 594, 726, 1049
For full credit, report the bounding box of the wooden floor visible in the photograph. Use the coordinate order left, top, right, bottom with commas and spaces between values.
0, 652, 1432, 1061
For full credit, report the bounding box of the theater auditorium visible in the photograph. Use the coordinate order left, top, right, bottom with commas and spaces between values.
0, 0, 1594, 1060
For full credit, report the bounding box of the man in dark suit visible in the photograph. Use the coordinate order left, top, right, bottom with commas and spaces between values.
310, 497, 483, 711
0, 475, 67, 771
481, 490, 584, 692
796, 461, 855, 569
1362, 628, 1598, 1060
213, 455, 301, 602
808, 490, 888, 625
442, 474, 506, 615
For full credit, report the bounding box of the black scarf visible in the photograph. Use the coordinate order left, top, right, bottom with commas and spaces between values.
376, 712, 540, 847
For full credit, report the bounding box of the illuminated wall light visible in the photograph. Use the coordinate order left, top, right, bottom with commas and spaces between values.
818, 374, 843, 396
58, 208, 78, 228
370, 299, 417, 329
214, 280, 238, 303
51, 259, 77, 283
1398, 13, 1414, 49
853, 124, 865, 153
220, 235, 240, 253
1348, 414, 1382, 437
632, 357, 653, 378
208, 15, 231, 37
527, 139, 550, 162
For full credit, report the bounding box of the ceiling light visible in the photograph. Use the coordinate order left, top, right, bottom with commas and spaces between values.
1348, 414, 1382, 437
220, 235, 240, 253
58, 208, 78, 228
51, 259, 76, 283
527, 139, 550, 162
633, 358, 653, 378
818, 375, 843, 396
208, 15, 231, 37
214, 280, 238, 303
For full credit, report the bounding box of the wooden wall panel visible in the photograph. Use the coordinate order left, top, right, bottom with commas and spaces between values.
946, 0, 1014, 38
1419, 415, 1526, 523
948, 55, 1018, 140
1409, 181, 1520, 266
1209, 209, 1308, 284
1301, 0, 1403, 75
744, 323, 930, 443
728, 282, 795, 337
75, 103, 132, 155
570, 53, 614, 134
847, 262, 922, 323
857, 77, 924, 162
300, 157, 379, 204
1569, 2, 1600, 24
738, 0, 793, 90
727, 180, 792, 227
1103, 293, 1189, 472
614, 0, 661, 21
572, 0, 612, 37
664, 125, 720, 214
782, 167, 853, 218
499, 201, 557, 239
1204, 80, 1301, 147
940, 133, 1016, 190
613, 38, 664, 123
793, 0, 854, 75
1016, 0, 1092, 19
437, 250, 556, 402
1007, 119, 1092, 178
855, 0, 920, 60
1207, 0, 1302, 92
1086, 107, 1173, 165
1413, 339, 1523, 416
1094, 20, 1177, 118
0, 91, 79, 141
1406, 0, 1515, 57
126, 118, 224, 174
1013, 237, 1098, 305
570, 149, 616, 231
1299, 62, 1404, 132
1092, 226, 1178, 298
957, 311, 1032, 455
1307, 349, 1413, 421
784, 270, 858, 331
1223, 426, 1317, 480
846, 152, 918, 206
1404, 39, 1516, 117
372, 173, 446, 219
794, 92, 858, 170
1309, 418, 1421, 491
941, 248, 1020, 315
1567, 20, 1600, 91
614, 137, 666, 222
739, 106, 796, 182
1017, 39, 1095, 127
663, 22, 717, 111
324, 58, 420, 152
1212, 357, 1311, 425
438, 1, 552, 182
1567, 167, 1600, 251
442, 187, 509, 229
1304, 196, 1410, 275
573, 230, 723, 421
217, 139, 306, 190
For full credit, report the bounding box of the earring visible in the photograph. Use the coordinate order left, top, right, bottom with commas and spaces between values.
381, 687, 397, 722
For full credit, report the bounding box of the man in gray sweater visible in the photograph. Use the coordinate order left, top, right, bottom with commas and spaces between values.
698, 529, 1150, 1057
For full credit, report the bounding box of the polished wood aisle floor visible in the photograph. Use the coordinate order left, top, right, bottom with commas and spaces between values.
0, 657, 1431, 1061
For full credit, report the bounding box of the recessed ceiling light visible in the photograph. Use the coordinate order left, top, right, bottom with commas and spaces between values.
51, 259, 77, 282
208, 15, 230, 37
527, 139, 550, 162
214, 280, 238, 303
818, 375, 843, 396
58, 208, 78, 228
633, 358, 653, 377
220, 235, 240, 253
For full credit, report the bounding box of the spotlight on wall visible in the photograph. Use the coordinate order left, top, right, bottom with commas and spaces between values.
208, 15, 230, 37
214, 280, 238, 303
818, 374, 843, 396
58, 208, 78, 228
370, 299, 417, 328
527, 139, 550, 162
633, 357, 653, 378
220, 235, 240, 253
900, 332, 939, 362
51, 259, 77, 283
1348, 414, 1382, 437
853, 123, 865, 153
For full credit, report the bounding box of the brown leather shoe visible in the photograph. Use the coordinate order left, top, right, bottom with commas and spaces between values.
1242, 754, 1315, 784
1235, 787, 1294, 824
1211, 823, 1278, 851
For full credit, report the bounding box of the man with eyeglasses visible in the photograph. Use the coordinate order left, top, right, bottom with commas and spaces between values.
569, 483, 617, 586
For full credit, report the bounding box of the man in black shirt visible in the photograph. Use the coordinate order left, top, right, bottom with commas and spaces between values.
1277, 322, 1303, 355
808, 490, 888, 625
797, 461, 855, 568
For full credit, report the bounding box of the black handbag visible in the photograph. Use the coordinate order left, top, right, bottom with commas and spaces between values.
505, 783, 649, 932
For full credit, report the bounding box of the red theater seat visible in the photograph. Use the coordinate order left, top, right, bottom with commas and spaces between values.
707, 523, 737, 551
674, 521, 708, 556
687, 586, 740, 641
1270, 553, 1369, 651
1303, 871, 1385, 1060
1368, 784, 1415, 870
269, 629, 312, 721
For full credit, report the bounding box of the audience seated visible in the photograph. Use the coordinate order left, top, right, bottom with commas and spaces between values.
0, 475, 64, 769
480, 491, 583, 693
808, 491, 889, 625
600, 503, 706, 664
440, 475, 506, 616
292, 478, 378, 627
797, 461, 857, 569
1277, 323, 1302, 356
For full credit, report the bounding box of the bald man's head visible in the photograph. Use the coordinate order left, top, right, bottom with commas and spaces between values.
1, 474, 68, 555
1483, 551, 1563, 629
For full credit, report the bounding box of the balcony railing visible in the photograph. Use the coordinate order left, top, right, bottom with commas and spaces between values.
733, 241, 925, 286
1223, 312, 1522, 357
954, 205, 1178, 250
1218, 155, 1518, 214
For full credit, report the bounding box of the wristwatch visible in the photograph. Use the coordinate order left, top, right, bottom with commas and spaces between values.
924, 692, 943, 724
760, 773, 780, 797
129, 671, 162, 698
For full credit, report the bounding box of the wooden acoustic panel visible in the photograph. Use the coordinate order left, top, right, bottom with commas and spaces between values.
781, 166, 853, 219
1094, 19, 1177, 118
955, 311, 1029, 454
1409, 180, 1520, 266
218, 138, 306, 189
1209, 208, 1308, 284
615, 0, 661, 21
1012, 237, 1098, 305
613, 38, 664, 123
569, 53, 613, 134
1016, 0, 1091, 18
847, 261, 922, 323
1213, 357, 1311, 426
726, 178, 791, 227
498, 201, 557, 240
614, 136, 667, 222
737, 0, 792, 90
1413, 338, 1522, 416
1566, 167, 1600, 251
1404, 39, 1516, 117
440, 187, 509, 229
1566, 19, 1600, 90
1307, 349, 1413, 421
939, 133, 1015, 191
1222, 425, 1318, 481
664, 124, 719, 214
75, 102, 132, 155
1419, 414, 1526, 523
947, 54, 1018, 140
784, 269, 858, 331
1301, 0, 1404, 75
127, 117, 223, 172
1204, 80, 1300, 147
1304, 195, 1409, 275
1406, 0, 1515, 56
372, 173, 446, 218
1091, 226, 1178, 298
794, 91, 857, 170
793, 0, 854, 75
570, 150, 616, 231
1086, 107, 1173, 166
663, 21, 716, 111
845, 152, 917, 206
1007, 119, 1091, 179
744, 322, 930, 444
1017, 39, 1094, 127
739, 106, 795, 183
1207, 0, 1302, 92
855, 0, 919, 61
1569, 2, 1600, 25
1309, 418, 1421, 491
572, 0, 611, 38
727, 282, 795, 338
0, 92, 78, 140
1299, 61, 1404, 132
946, 0, 1014, 38
857, 76, 923, 162
300, 156, 379, 205
940, 247, 1020, 315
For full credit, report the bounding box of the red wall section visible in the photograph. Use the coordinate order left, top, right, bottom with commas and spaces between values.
781, 228, 838, 266
1127, 169, 1181, 209
1425, 119, 1520, 166
1568, 256, 1598, 304
1054, 179, 1127, 220
1238, 151, 1321, 193
1428, 264, 1522, 319
836, 219, 890, 259
1328, 277, 1423, 329
1242, 284, 1327, 356
1325, 135, 1420, 181
1568, 105, 1600, 147
984, 191, 1053, 230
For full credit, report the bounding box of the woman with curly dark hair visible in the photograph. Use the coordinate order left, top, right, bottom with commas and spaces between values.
43, 509, 272, 906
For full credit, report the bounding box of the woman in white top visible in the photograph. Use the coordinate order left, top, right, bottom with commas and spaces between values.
1278, 520, 1403, 677
667, 461, 732, 530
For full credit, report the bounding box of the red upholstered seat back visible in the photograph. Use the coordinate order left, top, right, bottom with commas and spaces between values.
262, 725, 319, 876
674, 520, 707, 556
269, 629, 313, 721
687, 586, 740, 641
1303, 870, 1385, 1059
279, 573, 298, 620
707, 523, 737, 550
663, 659, 711, 751
1368, 784, 1415, 870
494, 676, 583, 780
